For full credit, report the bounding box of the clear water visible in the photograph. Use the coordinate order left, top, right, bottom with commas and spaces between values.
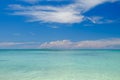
0, 49, 120, 80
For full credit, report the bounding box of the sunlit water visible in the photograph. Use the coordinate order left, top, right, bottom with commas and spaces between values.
0, 49, 120, 80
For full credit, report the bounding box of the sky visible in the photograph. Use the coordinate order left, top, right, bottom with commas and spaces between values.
0, 0, 120, 49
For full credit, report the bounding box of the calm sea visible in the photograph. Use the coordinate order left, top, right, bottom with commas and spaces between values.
0, 49, 120, 80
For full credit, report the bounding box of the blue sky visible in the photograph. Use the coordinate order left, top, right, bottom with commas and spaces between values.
0, 0, 120, 49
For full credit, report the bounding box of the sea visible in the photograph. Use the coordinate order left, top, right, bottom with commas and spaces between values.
0, 49, 120, 80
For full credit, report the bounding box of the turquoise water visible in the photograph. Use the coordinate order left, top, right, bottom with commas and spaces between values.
0, 49, 120, 80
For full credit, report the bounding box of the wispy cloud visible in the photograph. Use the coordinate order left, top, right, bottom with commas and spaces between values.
9, 0, 118, 24
0, 42, 24, 47
21, 0, 65, 3
21, 0, 39, 3
9, 4, 84, 23
40, 38, 120, 49
0, 42, 40, 48
87, 16, 114, 24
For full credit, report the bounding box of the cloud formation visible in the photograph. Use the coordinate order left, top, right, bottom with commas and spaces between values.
87, 16, 114, 24
21, 0, 38, 3
22, 0, 65, 3
0, 42, 24, 47
40, 38, 120, 49
9, 0, 118, 24
0, 38, 120, 49
0, 42, 40, 47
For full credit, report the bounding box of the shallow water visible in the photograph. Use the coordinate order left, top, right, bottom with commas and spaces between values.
0, 49, 120, 80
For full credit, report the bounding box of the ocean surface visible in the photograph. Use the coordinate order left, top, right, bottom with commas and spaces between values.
0, 49, 120, 80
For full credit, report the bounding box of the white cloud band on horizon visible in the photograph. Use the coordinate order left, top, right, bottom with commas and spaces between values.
9, 0, 118, 24
0, 38, 120, 49
0, 42, 40, 47
40, 38, 120, 49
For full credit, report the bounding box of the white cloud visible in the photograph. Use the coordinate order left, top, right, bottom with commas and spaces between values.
22, 0, 64, 3
0, 42, 24, 47
87, 16, 114, 24
1, 38, 120, 49
0, 42, 40, 47
9, 0, 118, 24
40, 38, 120, 49
9, 4, 84, 23
21, 0, 39, 3
75, 0, 117, 12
